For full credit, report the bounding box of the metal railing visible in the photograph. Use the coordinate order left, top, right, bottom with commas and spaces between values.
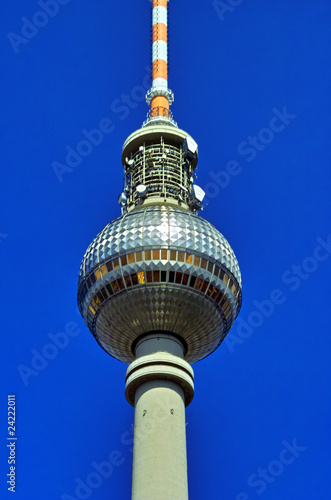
143, 107, 177, 127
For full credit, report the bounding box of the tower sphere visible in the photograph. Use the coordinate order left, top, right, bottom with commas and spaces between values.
78, 204, 242, 364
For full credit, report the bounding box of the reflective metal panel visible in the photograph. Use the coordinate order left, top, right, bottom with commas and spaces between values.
78, 205, 242, 363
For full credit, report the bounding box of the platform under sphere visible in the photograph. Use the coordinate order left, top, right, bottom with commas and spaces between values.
77, 205, 242, 363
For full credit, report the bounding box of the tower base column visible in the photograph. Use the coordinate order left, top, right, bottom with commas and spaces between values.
125, 334, 194, 500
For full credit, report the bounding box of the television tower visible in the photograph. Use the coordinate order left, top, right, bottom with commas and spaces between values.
77, 1, 242, 499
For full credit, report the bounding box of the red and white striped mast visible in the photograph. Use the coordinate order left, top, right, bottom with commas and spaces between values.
145, 0, 175, 125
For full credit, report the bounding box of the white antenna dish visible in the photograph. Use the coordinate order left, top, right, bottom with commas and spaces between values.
191, 185, 205, 202
118, 192, 127, 206
183, 137, 198, 160
136, 184, 147, 197
126, 158, 135, 168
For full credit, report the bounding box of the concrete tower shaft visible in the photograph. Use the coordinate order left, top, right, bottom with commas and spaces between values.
126, 334, 193, 500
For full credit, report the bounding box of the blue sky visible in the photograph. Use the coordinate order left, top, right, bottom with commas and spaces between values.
0, 1, 330, 499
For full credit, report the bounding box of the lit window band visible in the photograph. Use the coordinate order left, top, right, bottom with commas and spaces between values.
79, 248, 242, 329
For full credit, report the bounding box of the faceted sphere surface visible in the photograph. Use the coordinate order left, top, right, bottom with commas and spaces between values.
78, 205, 242, 363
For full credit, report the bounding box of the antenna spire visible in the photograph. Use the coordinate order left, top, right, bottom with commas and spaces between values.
145, 0, 175, 126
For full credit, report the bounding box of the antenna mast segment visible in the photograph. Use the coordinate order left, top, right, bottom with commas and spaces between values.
145, 0, 175, 126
